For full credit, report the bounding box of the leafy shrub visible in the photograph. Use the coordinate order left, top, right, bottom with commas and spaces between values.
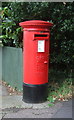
0, 2, 74, 68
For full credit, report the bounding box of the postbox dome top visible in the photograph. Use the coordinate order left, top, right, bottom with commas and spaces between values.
19, 20, 53, 29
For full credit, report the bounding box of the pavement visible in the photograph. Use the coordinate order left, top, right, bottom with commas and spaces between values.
0, 81, 73, 119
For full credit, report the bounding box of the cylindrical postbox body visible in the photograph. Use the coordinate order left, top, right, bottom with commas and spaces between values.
19, 20, 53, 103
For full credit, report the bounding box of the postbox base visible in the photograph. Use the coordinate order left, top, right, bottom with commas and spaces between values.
23, 83, 48, 103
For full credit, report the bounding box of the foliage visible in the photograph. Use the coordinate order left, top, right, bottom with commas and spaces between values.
47, 69, 72, 103
49, 2, 74, 69
0, 5, 22, 47
0, 2, 74, 68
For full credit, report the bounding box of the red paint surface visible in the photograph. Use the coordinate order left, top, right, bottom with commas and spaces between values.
19, 20, 53, 85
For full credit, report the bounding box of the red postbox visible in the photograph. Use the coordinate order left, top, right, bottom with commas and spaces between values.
19, 20, 53, 103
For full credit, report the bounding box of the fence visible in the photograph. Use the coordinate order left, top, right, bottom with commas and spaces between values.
2, 47, 23, 91
0, 47, 2, 80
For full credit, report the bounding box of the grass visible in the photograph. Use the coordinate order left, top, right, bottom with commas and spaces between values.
47, 68, 73, 103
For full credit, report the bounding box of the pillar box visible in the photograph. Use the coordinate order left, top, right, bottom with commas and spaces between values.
19, 20, 53, 103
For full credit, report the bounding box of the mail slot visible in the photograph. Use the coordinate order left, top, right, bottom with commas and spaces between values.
34, 34, 48, 37
19, 20, 53, 103
34, 33, 49, 40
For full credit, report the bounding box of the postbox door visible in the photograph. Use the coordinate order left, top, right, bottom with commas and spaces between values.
32, 33, 50, 84
23, 31, 50, 85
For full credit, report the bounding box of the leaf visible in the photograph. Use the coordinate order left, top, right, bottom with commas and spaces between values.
16, 27, 21, 33
48, 103, 54, 107
0, 35, 7, 39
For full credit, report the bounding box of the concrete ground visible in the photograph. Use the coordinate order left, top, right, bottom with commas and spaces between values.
0, 81, 73, 119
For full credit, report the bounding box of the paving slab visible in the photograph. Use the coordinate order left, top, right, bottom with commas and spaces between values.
1, 83, 51, 109
3, 103, 62, 118
3, 98, 72, 118
0, 81, 9, 97
52, 99, 72, 118
2, 86, 9, 96
0, 109, 2, 120
0, 82, 73, 119
2, 95, 53, 109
